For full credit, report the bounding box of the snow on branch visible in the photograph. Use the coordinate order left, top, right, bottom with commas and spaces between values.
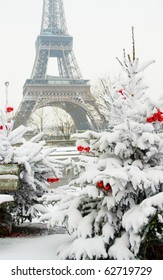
108, 232, 135, 260
0, 194, 14, 204
136, 60, 155, 73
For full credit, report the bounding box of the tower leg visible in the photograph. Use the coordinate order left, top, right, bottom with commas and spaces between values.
65, 103, 91, 130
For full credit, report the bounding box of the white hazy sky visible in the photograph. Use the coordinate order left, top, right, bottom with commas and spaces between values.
0, 0, 163, 111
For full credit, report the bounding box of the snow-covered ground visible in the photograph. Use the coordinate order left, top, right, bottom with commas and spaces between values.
0, 233, 72, 260
0, 201, 72, 260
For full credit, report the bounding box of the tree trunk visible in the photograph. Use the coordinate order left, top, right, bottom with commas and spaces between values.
0, 206, 13, 237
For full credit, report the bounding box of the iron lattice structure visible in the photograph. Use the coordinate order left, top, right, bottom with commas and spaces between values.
14, 0, 104, 130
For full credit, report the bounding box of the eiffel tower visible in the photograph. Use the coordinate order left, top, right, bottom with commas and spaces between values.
14, 0, 103, 130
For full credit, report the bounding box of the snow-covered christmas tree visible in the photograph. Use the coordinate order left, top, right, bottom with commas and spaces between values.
0, 108, 62, 224
40, 28, 163, 260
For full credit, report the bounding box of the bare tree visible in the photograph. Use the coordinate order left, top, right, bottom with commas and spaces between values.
27, 108, 50, 133
52, 108, 74, 140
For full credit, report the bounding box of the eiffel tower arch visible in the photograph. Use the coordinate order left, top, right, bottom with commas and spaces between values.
14, 0, 103, 130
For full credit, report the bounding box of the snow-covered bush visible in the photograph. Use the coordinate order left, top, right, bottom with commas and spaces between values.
0, 111, 62, 222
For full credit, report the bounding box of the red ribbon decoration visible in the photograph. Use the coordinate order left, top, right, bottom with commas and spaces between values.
103, 183, 112, 191
47, 178, 60, 183
147, 109, 163, 123
96, 181, 112, 192
77, 146, 84, 152
118, 89, 123, 95
84, 147, 90, 152
147, 117, 154, 123
0, 125, 9, 130
96, 181, 104, 188
6, 107, 14, 112
118, 89, 126, 99
77, 146, 90, 153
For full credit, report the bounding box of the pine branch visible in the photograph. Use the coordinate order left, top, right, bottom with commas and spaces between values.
132, 26, 136, 62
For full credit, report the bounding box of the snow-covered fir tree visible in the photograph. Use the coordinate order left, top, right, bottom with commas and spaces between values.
40, 31, 163, 260
0, 110, 62, 223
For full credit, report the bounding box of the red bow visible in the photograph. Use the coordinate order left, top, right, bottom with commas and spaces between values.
84, 147, 90, 152
118, 89, 123, 94
77, 146, 84, 152
96, 181, 112, 192
6, 107, 14, 112
47, 178, 60, 183
96, 181, 104, 188
103, 183, 112, 191
147, 109, 163, 123
147, 117, 154, 123
0, 125, 9, 130
118, 89, 127, 99
77, 146, 90, 152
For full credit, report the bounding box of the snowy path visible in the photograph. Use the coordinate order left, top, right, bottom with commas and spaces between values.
0, 234, 72, 260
